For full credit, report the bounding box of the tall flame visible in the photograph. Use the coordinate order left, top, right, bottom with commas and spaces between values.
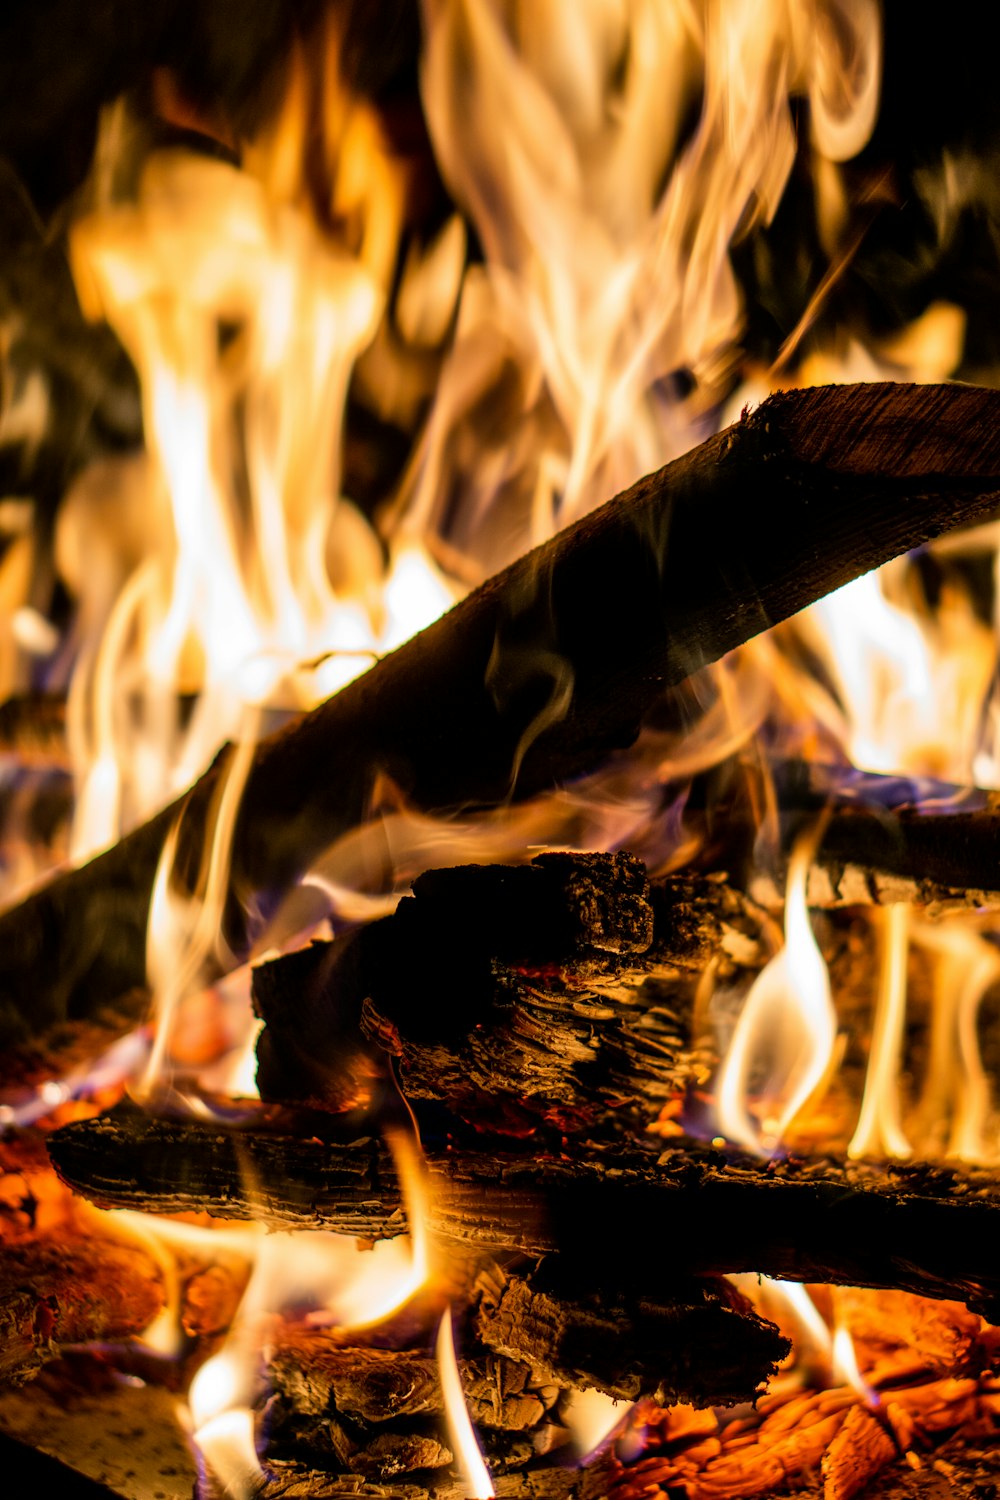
436, 1307, 495, 1499
716, 825, 836, 1154
848, 902, 912, 1161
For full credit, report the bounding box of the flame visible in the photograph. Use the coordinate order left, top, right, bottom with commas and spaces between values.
715, 825, 837, 1154
796, 564, 995, 784
436, 1306, 495, 1499
60, 41, 454, 870
746, 1277, 878, 1406
562, 1388, 630, 1460
911, 920, 1000, 1163
848, 902, 912, 1160
189, 1347, 262, 1500
179, 1127, 433, 1495
138, 726, 258, 1101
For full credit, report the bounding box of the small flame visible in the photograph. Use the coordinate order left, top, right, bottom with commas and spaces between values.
562, 1388, 629, 1460
911, 921, 1000, 1163
716, 826, 836, 1154
189, 1347, 262, 1500
749, 1277, 878, 1406
138, 725, 259, 1102
436, 1306, 494, 1499
831, 1323, 879, 1408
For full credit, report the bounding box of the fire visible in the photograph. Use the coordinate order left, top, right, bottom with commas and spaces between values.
10, 1, 1000, 1495
848, 902, 912, 1160
61, 50, 454, 868
436, 1306, 495, 1499
189, 1348, 262, 1499
715, 825, 837, 1155
745, 1277, 878, 1407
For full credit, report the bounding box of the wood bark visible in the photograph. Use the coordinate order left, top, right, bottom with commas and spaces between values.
47, 1108, 1000, 1319
4, 381, 1000, 1045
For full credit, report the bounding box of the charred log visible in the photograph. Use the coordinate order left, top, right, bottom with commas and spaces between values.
262, 1267, 786, 1477
47, 1108, 1000, 1319
4, 382, 1000, 1045
254, 853, 759, 1128
472, 1260, 787, 1407
691, 756, 1000, 912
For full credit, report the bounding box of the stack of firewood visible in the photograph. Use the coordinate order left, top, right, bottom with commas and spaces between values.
4, 383, 1000, 1494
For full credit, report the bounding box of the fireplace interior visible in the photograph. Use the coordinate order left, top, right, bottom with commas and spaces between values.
3, 2, 1000, 1497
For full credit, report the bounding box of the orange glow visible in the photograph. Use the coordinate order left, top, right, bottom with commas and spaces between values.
436, 1306, 494, 1499
716, 825, 836, 1154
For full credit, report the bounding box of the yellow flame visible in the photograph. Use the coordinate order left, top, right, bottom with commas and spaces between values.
831, 1322, 879, 1407
138, 726, 257, 1100
436, 1306, 494, 1499
183, 1162, 433, 1497
189, 1349, 262, 1500
562, 1388, 629, 1460
60, 47, 454, 874
848, 902, 912, 1161
716, 826, 836, 1154
911, 920, 1000, 1163
798, 564, 994, 783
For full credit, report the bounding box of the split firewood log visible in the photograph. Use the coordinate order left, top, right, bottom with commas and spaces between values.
262, 1262, 786, 1483
253, 852, 763, 1128
47, 1106, 1000, 1319
4, 382, 1000, 1047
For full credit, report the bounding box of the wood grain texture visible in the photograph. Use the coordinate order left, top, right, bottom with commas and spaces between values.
47, 1109, 1000, 1319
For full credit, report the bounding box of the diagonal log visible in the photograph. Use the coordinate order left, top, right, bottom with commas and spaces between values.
47, 1108, 1000, 1319
4, 381, 1000, 1045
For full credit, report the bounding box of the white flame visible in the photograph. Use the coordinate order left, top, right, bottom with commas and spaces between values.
436, 1307, 494, 1498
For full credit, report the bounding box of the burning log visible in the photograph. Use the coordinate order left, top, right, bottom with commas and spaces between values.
253, 852, 756, 1126
0, 1232, 165, 1387
46, 1115, 791, 1409
46, 1108, 1000, 1320
4, 381, 1000, 1045
261, 1263, 787, 1485
696, 757, 1000, 912
471, 1260, 787, 1406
